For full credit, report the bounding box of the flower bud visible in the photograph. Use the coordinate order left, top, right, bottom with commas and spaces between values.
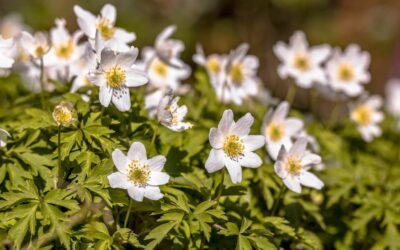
52, 101, 76, 126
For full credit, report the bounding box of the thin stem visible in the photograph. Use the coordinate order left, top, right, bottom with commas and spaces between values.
39, 57, 45, 109
270, 183, 286, 216
57, 125, 63, 188
214, 170, 225, 206
124, 199, 133, 228
285, 83, 297, 105
151, 125, 158, 147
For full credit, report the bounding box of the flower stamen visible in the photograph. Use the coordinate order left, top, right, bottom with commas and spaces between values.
223, 135, 244, 160
285, 156, 301, 176
267, 122, 285, 142
127, 160, 150, 187
352, 105, 372, 125
96, 17, 116, 40
105, 67, 126, 88
338, 64, 354, 82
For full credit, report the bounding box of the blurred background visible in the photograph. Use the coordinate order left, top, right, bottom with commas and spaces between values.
0, 0, 399, 112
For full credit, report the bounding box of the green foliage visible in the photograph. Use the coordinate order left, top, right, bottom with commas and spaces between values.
0, 70, 399, 249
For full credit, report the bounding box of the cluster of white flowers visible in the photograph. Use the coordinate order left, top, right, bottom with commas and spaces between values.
1, 4, 399, 199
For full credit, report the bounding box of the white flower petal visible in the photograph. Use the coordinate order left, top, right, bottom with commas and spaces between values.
225, 158, 242, 184
148, 172, 169, 185
218, 109, 234, 136
283, 176, 302, 193
100, 48, 116, 70
242, 135, 265, 151
239, 151, 262, 168
274, 161, 288, 179
99, 84, 112, 107
127, 186, 145, 201
209, 128, 224, 149
144, 186, 164, 200
299, 171, 324, 190
147, 155, 166, 172
232, 113, 254, 136
284, 118, 303, 136
100, 4, 116, 23
205, 149, 225, 173
125, 69, 148, 87
300, 153, 321, 166
112, 87, 131, 112
272, 102, 289, 122
289, 137, 308, 156
73, 5, 97, 38
128, 142, 147, 161
116, 48, 138, 68
112, 148, 128, 173
107, 172, 130, 189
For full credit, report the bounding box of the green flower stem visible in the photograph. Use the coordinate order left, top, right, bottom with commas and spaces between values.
151, 124, 158, 154
39, 57, 45, 110
285, 83, 297, 105
215, 170, 225, 206
57, 125, 63, 188
270, 183, 286, 216
124, 199, 133, 228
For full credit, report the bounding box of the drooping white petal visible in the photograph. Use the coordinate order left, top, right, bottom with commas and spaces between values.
299, 171, 324, 190
144, 186, 164, 200
112, 148, 128, 173
205, 149, 225, 173
112, 87, 131, 112
283, 175, 302, 193
127, 185, 145, 201
147, 155, 166, 172
148, 172, 170, 185
99, 84, 112, 107
242, 135, 265, 151
225, 158, 242, 184
128, 142, 147, 161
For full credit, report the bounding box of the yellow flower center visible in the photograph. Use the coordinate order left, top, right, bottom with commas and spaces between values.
53, 102, 75, 126
96, 17, 116, 40
266, 122, 285, 142
293, 54, 310, 71
152, 59, 168, 78
55, 40, 74, 60
223, 135, 244, 160
230, 63, 244, 84
105, 67, 126, 88
207, 57, 220, 74
34, 46, 46, 58
127, 160, 150, 187
352, 105, 372, 125
285, 156, 301, 176
337, 64, 354, 82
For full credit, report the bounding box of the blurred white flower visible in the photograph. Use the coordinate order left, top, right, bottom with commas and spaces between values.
144, 89, 164, 118
325, 44, 370, 97
350, 94, 384, 142
88, 47, 148, 112
205, 110, 265, 184
193, 44, 228, 100
74, 4, 136, 53
0, 128, 11, 147
385, 78, 400, 122
157, 94, 192, 131
70, 42, 97, 92
45, 19, 84, 67
0, 13, 27, 39
275, 137, 323, 193
20, 31, 50, 59
108, 141, 169, 202
0, 35, 15, 70
139, 26, 190, 93
274, 31, 331, 88
262, 101, 303, 160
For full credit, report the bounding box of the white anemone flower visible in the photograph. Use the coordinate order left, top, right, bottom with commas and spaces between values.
88, 47, 148, 112
45, 18, 84, 67
73, 4, 136, 53
20, 31, 50, 59
262, 101, 303, 160
205, 110, 265, 184
193, 44, 228, 101
154, 25, 184, 68
385, 78, 400, 123
275, 137, 324, 193
0, 128, 11, 147
325, 44, 370, 97
157, 94, 192, 131
108, 142, 169, 201
350, 94, 384, 142
273, 31, 331, 88
70, 42, 97, 93
0, 36, 15, 70
0, 13, 27, 39
224, 43, 259, 105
